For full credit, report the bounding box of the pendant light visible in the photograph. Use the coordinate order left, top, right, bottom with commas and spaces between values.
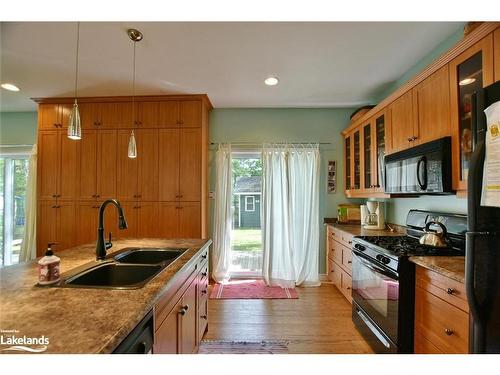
127, 28, 143, 159
68, 22, 82, 140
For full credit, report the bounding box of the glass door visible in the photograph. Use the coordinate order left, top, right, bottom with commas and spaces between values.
230, 151, 262, 278
345, 136, 351, 191
363, 122, 372, 191
373, 112, 386, 192
353, 129, 361, 190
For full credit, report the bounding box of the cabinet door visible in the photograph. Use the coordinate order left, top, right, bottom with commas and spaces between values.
57, 202, 76, 250
116, 130, 139, 200
76, 202, 99, 246
38, 104, 61, 130
344, 135, 352, 191
59, 135, 79, 200
79, 129, 98, 200
372, 111, 387, 192
158, 129, 180, 201
352, 128, 361, 190
181, 280, 198, 354
389, 91, 416, 153
136, 101, 159, 128
38, 131, 60, 200
58, 104, 72, 129
158, 202, 179, 238
179, 128, 201, 201
179, 100, 201, 128
158, 101, 179, 128
79, 102, 101, 129
37, 201, 58, 256
495, 28, 500, 81
100, 102, 134, 129
154, 301, 182, 354
413, 65, 451, 145
97, 130, 117, 199
137, 129, 159, 201
450, 34, 494, 191
117, 202, 138, 238
137, 202, 159, 238
361, 122, 373, 191
178, 202, 201, 238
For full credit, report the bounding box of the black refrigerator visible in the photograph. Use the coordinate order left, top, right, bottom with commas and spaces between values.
466, 80, 500, 353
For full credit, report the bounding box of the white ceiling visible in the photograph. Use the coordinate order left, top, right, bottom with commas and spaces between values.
0, 22, 462, 111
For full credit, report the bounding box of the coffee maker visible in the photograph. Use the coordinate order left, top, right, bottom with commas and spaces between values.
363, 201, 385, 230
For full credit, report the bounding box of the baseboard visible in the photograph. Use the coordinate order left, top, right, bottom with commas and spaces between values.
319, 273, 331, 283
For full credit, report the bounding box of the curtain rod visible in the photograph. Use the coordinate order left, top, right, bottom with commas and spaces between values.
210, 142, 331, 145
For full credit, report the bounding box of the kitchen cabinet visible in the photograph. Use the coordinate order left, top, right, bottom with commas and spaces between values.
134, 101, 159, 128
38, 130, 79, 201
158, 202, 201, 239
159, 100, 202, 128
495, 27, 500, 81
344, 135, 352, 191
154, 247, 209, 354
326, 225, 353, 304
388, 91, 416, 153
158, 129, 180, 201
361, 121, 373, 192
449, 34, 494, 192
414, 266, 469, 354
79, 102, 102, 129
100, 102, 134, 129
412, 65, 451, 145
371, 110, 389, 194
116, 130, 139, 200
38, 103, 72, 130
136, 202, 159, 238
37, 201, 76, 252
76, 202, 99, 245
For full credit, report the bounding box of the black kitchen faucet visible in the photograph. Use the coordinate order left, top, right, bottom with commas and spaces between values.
96, 199, 128, 260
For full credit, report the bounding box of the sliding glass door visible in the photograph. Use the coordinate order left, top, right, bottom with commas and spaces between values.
230, 151, 262, 278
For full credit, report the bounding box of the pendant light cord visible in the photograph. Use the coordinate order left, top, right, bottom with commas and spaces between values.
132, 40, 136, 128
74, 22, 80, 100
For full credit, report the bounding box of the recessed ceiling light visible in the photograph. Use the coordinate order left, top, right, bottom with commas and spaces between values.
1, 83, 20, 92
264, 77, 279, 86
459, 77, 476, 86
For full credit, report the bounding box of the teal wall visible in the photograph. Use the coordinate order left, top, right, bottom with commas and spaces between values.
209, 108, 356, 274
0, 112, 38, 145
366, 23, 468, 225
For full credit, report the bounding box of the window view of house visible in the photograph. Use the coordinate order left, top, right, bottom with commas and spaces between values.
230, 154, 262, 277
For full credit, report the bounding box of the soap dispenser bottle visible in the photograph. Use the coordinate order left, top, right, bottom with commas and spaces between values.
38, 243, 61, 285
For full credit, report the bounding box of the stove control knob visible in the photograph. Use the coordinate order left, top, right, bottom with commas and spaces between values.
354, 244, 365, 252
376, 254, 391, 265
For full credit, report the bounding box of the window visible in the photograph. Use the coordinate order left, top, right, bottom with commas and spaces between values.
245, 196, 255, 212
0, 154, 29, 266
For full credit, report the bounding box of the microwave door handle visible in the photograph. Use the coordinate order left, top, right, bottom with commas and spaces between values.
416, 156, 427, 190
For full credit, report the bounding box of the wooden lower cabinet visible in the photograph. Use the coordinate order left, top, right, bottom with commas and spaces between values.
37, 201, 76, 253
154, 247, 209, 354
414, 266, 469, 354
326, 225, 353, 304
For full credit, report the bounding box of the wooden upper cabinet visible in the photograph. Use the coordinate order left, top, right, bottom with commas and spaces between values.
96, 130, 117, 200
159, 129, 180, 201
158, 100, 202, 128
412, 65, 451, 145
388, 90, 416, 153
344, 134, 352, 192
449, 33, 494, 191
79, 102, 102, 129
372, 110, 389, 193
38, 131, 60, 200
179, 128, 202, 201
495, 28, 500, 81
59, 104, 73, 129
154, 299, 182, 353
38, 103, 72, 130
135, 101, 159, 128
116, 130, 139, 200
100, 102, 134, 129
361, 121, 373, 192
58, 135, 79, 200
137, 129, 159, 201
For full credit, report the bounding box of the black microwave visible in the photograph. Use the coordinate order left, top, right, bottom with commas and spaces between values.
384, 137, 453, 195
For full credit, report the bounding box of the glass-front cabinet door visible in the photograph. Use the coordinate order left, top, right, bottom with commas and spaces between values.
345, 134, 352, 192
353, 129, 361, 190
372, 111, 388, 193
449, 34, 493, 192
362, 122, 372, 191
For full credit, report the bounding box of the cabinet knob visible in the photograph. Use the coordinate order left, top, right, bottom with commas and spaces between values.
201, 254, 207, 259
183, 304, 189, 311
179, 308, 186, 316
407, 137, 412, 142
52, 194, 57, 198
94, 121, 98, 126
444, 328, 454, 336
447, 288, 455, 295
201, 290, 207, 294
202, 272, 208, 277
200, 315, 207, 320
347, 260, 352, 264
412, 136, 418, 141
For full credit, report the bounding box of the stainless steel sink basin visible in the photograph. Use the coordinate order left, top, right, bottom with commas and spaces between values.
64, 263, 163, 289
114, 248, 186, 265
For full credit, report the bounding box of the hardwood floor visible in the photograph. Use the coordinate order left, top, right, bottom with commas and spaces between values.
204, 282, 373, 354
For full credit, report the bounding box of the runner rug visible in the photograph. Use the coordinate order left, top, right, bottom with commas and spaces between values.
199, 340, 289, 354
209, 279, 298, 299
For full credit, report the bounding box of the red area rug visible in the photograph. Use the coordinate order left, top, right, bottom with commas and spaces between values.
210, 279, 298, 299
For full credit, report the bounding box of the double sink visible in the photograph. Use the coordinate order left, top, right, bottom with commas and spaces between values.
62, 248, 187, 289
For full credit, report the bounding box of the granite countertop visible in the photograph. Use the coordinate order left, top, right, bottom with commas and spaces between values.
0, 238, 212, 354
410, 256, 466, 283
324, 219, 404, 237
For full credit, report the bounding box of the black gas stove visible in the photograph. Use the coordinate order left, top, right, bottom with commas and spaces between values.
351, 210, 467, 354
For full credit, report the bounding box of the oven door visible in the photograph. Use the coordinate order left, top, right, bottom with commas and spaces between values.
352, 250, 399, 344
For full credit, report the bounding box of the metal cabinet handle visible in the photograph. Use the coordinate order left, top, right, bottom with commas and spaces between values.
200, 315, 207, 320
347, 260, 352, 264
179, 308, 186, 316
444, 328, 454, 336
202, 272, 208, 277
447, 288, 455, 295
183, 304, 189, 311
201, 254, 207, 259
201, 290, 207, 294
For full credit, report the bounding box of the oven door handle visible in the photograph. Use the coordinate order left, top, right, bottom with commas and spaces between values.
352, 251, 399, 280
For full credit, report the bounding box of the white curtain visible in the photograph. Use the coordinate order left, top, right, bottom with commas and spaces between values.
211, 144, 233, 283
19, 144, 37, 262
262, 144, 321, 288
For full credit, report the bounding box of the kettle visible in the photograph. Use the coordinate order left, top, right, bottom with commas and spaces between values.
419, 221, 449, 248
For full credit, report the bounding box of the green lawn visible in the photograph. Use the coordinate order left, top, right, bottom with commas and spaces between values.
231, 228, 262, 251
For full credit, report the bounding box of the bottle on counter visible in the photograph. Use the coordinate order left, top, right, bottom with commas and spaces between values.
38, 243, 61, 285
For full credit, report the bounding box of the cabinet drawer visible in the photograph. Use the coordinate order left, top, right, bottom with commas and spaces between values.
414, 331, 443, 354
328, 258, 342, 288
415, 286, 469, 353
340, 269, 352, 304
327, 225, 335, 240
198, 293, 208, 339
416, 266, 468, 312
331, 227, 354, 248
341, 246, 353, 274
328, 238, 343, 264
